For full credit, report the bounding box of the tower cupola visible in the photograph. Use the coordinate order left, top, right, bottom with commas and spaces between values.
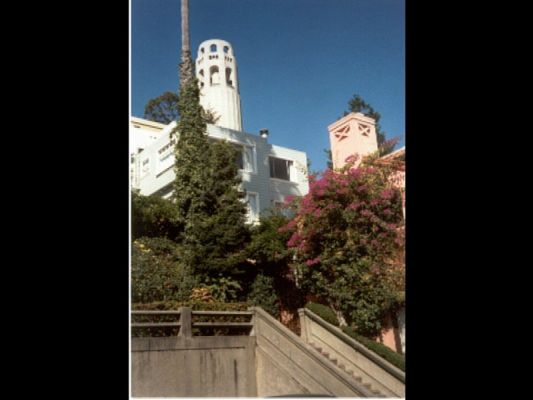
195, 39, 243, 131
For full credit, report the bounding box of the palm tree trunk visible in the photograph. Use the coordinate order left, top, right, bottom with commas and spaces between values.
179, 0, 194, 87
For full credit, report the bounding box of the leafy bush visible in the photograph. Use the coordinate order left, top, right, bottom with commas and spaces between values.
248, 274, 279, 318
342, 326, 405, 372
131, 300, 250, 311
131, 237, 198, 303
203, 275, 243, 303
306, 302, 339, 326
131, 191, 181, 240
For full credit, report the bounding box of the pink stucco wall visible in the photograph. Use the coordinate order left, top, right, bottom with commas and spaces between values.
328, 112, 378, 170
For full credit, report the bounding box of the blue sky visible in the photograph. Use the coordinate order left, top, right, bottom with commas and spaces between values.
131, 0, 404, 172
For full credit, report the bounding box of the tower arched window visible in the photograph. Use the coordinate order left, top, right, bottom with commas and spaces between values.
223, 46, 229, 54
201, 47, 205, 54
210, 44, 217, 52
210, 65, 220, 85
225, 67, 233, 87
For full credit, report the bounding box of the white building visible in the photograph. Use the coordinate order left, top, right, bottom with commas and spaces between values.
131, 39, 309, 223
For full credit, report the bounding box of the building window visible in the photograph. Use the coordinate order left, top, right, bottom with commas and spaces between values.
273, 200, 294, 218
210, 44, 217, 52
210, 65, 220, 85
227, 143, 245, 170
142, 158, 149, 166
232, 144, 255, 172
223, 45, 229, 54
246, 192, 259, 223
226, 67, 233, 86
269, 157, 292, 181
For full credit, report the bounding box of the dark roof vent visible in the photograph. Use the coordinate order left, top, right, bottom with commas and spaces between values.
260, 129, 269, 139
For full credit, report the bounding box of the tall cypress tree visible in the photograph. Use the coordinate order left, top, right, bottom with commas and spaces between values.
184, 141, 250, 277
172, 81, 249, 279
171, 78, 209, 232
172, 0, 250, 281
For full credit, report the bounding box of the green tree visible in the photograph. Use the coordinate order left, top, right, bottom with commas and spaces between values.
179, 140, 250, 279
144, 91, 180, 124
346, 94, 396, 156
247, 274, 279, 318
245, 211, 305, 318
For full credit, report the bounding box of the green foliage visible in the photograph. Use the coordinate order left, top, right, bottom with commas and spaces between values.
244, 212, 305, 319
324, 148, 333, 170
172, 78, 250, 280
144, 91, 179, 124
306, 302, 339, 326
131, 237, 198, 303
342, 326, 405, 371
131, 190, 181, 240
246, 212, 292, 272
172, 78, 210, 226
204, 275, 243, 303
346, 94, 395, 156
248, 274, 279, 318
132, 300, 250, 311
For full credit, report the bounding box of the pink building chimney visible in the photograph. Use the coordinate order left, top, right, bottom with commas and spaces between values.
328, 112, 378, 170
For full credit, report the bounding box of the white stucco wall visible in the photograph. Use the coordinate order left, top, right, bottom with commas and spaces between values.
130, 117, 166, 155
130, 119, 309, 222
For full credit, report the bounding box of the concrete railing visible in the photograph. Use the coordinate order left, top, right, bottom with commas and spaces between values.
252, 306, 376, 397
131, 307, 254, 336
131, 307, 391, 397
299, 308, 405, 397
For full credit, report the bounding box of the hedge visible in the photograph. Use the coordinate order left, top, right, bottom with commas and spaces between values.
132, 300, 250, 311
342, 326, 405, 372
305, 302, 405, 372
305, 302, 339, 326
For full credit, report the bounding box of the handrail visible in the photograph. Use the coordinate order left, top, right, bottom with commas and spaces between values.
252, 307, 375, 397
131, 308, 254, 337
132, 322, 181, 328
300, 308, 405, 382
192, 311, 254, 316
131, 310, 182, 315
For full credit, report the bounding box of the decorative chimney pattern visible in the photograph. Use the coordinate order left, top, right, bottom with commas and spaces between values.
327, 112, 378, 170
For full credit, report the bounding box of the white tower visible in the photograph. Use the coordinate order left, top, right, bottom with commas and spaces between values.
195, 39, 243, 131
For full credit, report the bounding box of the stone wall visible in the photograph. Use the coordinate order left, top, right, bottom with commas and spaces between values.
131, 336, 256, 397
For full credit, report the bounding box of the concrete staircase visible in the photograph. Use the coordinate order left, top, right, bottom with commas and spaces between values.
299, 308, 405, 397
309, 341, 384, 397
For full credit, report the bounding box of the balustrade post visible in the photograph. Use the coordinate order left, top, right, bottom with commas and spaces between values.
178, 307, 192, 337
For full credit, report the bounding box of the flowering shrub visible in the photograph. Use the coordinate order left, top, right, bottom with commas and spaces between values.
281, 159, 404, 336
